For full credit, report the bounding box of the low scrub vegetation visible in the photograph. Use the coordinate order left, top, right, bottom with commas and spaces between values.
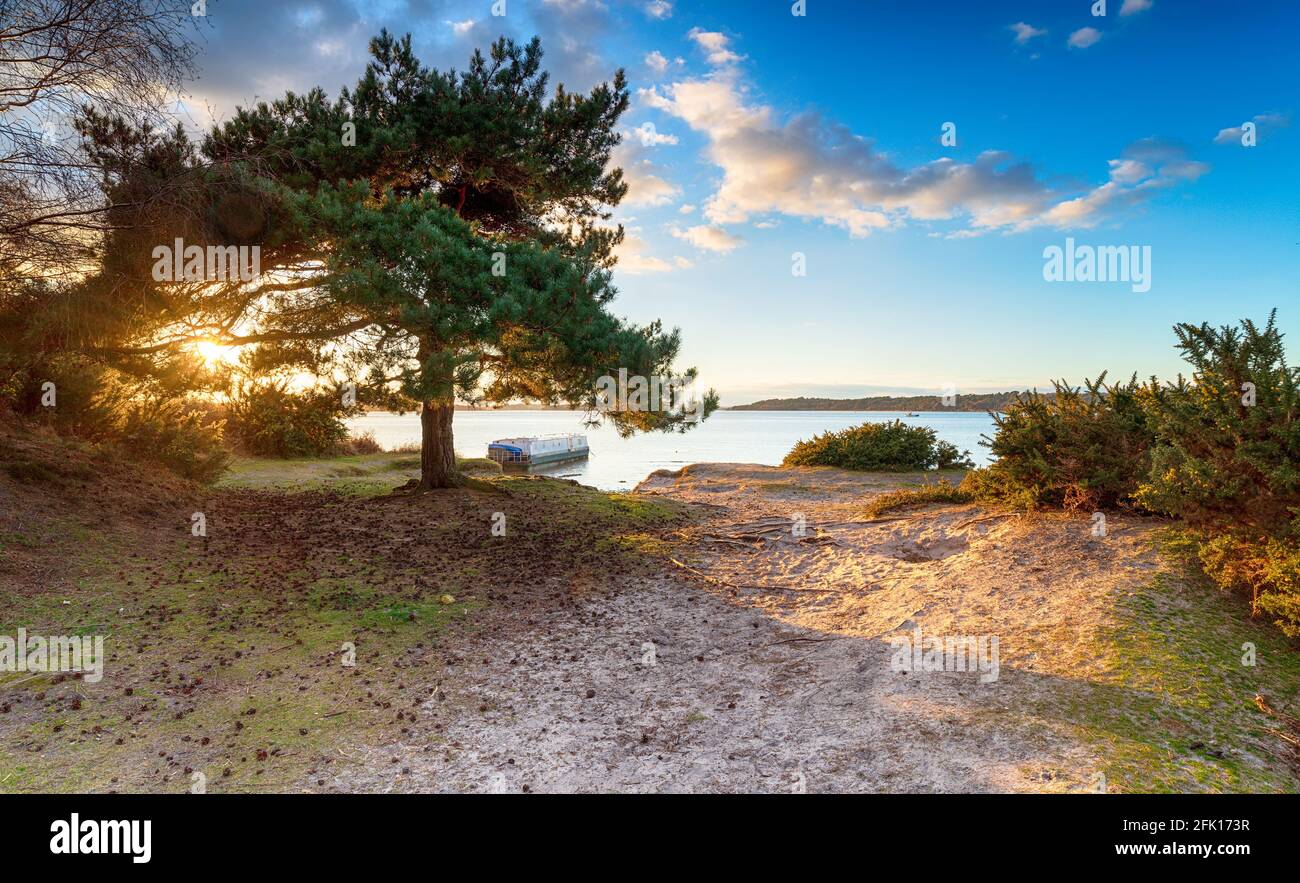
1, 355, 229, 482
974, 374, 1153, 512
966, 312, 1300, 636
223, 381, 359, 459
862, 480, 974, 518
784, 420, 974, 472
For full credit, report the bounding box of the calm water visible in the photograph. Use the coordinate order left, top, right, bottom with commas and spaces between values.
348, 410, 999, 491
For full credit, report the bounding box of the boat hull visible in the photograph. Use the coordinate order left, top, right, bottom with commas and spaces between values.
496, 449, 590, 470
488, 434, 590, 470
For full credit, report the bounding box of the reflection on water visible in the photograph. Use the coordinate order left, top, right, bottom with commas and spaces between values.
347, 410, 999, 492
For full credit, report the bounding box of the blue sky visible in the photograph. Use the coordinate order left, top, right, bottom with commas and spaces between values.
185, 0, 1299, 404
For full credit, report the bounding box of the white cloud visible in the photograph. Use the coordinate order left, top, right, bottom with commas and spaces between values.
629, 123, 678, 146
1120, 0, 1154, 15
641, 71, 1208, 236
645, 50, 669, 74
1008, 22, 1046, 44
615, 229, 689, 274
542, 0, 608, 11
1213, 112, 1291, 145
671, 224, 744, 253
616, 240, 672, 273
1068, 27, 1102, 49
611, 141, 681, 207
446, 19, 476, 36
678, 203, 696, 214
644, 0, 672, 19
619, 255, 675, 272
1107, 158, 1150, 185
688, 28, 744, 66
1040, 138, 1208, 227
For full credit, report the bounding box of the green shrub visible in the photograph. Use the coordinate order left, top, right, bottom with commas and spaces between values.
1258, 538, 1300, 636
977, 374, 1154, 511
934, 439, 973, 470
4, 355, 229, 483
225, 381, 356, 458
1133, 312, 1300, 533
1132, 313, 1300, 636
16, 354, 132, 440
118, 399, 230, 483
972, 312, 1300, 637
783, 420, 974, 471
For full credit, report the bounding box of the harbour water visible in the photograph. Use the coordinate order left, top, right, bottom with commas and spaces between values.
348, 410, 999, 491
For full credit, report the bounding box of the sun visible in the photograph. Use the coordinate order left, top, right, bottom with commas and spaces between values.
194, 340, 237, 367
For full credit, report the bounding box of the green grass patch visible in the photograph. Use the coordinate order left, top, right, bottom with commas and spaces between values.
219, 452, 501, 495
1038, 528, 1300, 792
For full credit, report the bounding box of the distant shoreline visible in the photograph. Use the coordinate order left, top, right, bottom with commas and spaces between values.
357, 398, 1023, 415
357, 391, 1039, 414
726, 392, 1032, 412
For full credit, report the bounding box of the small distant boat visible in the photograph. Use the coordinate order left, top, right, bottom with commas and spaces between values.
906, 412, 920, 417
487, 434, 590, 469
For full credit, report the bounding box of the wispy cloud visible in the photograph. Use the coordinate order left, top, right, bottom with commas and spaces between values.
640, 69, 1208, 237
1213, 112, 1291, 145
1040, 138, 1208, 227
1008, 22, 1046, 44
615, 229, 690, 273
671, 224, 744, 253
1120, 0, 1154, 15
687, 28, 744, 66
1068, 27, 1102, 49
644, 0, 672, 20
627, 122, 678, 146
611, 140, 681, 207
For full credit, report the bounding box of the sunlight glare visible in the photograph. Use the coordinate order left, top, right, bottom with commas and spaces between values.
195, 340, 236, 367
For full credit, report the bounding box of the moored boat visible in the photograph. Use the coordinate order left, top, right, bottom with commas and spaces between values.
487, 434, 590, 469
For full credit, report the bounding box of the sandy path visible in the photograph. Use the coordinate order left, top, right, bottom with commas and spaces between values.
333, 463, 1168, 793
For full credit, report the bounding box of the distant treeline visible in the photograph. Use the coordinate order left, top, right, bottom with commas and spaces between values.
728, 392, 1044, 413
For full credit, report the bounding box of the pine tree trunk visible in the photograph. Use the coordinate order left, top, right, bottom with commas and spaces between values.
419, 399, 459, 490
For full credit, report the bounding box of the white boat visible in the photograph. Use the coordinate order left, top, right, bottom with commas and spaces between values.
487, 434, 590, 469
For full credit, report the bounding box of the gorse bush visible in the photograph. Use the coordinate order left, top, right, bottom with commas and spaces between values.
225, 381, 357, 458
976, 374, 1155, 512
117, 398, 230, 483
934, 440, 974, 470
1134, 313, 1300, 634
783, 420, 975, 472
1133, 314, 1300, 533
971, 311, 1300, 636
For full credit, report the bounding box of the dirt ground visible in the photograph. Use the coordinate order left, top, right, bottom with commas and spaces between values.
4, 437, 1299, 793
338, 463, 1300, 793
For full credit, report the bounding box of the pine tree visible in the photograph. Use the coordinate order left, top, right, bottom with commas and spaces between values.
198, 32, 715, 488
